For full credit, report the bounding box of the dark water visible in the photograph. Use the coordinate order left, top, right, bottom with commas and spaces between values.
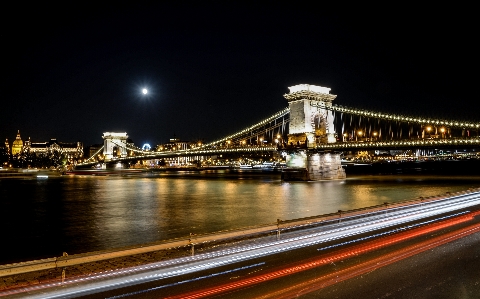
1, 170, 479, 265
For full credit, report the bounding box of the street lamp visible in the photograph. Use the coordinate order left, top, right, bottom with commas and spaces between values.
357, 130, 363, 141
426, 126, 432, 139
440, 127, 445, 138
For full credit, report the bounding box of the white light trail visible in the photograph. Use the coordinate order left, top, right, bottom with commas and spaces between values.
14, 192, 480, 299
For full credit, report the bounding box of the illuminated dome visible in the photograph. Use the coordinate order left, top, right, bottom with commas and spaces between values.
11, 130, 23, 155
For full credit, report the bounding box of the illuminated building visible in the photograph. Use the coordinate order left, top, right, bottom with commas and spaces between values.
25, 138, 83, 162
153, 137, 200, 167
5, 130, 84, 163
11, 130, 24, 156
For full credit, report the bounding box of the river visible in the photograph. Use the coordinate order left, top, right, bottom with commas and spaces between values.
1, 169, 479, 265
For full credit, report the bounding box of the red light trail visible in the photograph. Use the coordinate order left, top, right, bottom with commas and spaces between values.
164, 211, 480, 299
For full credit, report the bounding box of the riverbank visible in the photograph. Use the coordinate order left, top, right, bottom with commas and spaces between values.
0, 169, 61, 179
2, 189, 480, 297
0, 245, 193, 291
2, 187, 478, 292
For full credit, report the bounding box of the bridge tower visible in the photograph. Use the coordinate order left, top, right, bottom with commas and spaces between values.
284, 84, 337, 146
102, 132, 129, 162
282, 84, 345, 180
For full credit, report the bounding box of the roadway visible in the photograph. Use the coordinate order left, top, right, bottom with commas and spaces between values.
3, 192, 480, 298
80, 210, 480, 299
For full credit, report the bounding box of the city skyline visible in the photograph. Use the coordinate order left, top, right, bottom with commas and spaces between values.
2, 3, 476, 147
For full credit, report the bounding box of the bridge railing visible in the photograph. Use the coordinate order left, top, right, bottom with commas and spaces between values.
312, 137, 480, 151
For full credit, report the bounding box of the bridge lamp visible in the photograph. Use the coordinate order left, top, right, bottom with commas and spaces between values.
356, 130, 363, 142
426, 126, 432, 138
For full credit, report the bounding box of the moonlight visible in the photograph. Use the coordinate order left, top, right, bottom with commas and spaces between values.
142, 88, 148, 95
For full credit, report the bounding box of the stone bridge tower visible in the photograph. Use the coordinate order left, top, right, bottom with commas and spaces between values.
284, 84, 337, 146
282, 84, 345, 180
102, 132, 129, 162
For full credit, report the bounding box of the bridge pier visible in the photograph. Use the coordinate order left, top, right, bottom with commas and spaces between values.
282, 150, 345, 181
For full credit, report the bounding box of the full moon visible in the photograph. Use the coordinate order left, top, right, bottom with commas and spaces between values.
142, 88, 148, 95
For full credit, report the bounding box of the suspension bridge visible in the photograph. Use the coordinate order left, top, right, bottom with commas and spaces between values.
76, 84, 480, 179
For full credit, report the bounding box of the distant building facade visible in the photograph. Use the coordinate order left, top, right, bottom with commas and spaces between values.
25, 138, 83, 161
152, 137, 203, 167
4, 130, 84, 162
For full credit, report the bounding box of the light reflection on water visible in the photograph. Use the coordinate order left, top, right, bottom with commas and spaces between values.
1, 173, 479, 264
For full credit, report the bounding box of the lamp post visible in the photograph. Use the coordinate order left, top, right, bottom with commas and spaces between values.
440, 127, 445, 139
426, 126, 432, 139
277, 218, 282, 240
356, 130, 363, 142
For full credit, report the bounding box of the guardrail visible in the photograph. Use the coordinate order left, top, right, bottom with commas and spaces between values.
1, 187, 479, 278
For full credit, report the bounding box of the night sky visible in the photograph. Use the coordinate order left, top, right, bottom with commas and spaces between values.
2, 3, 477, 147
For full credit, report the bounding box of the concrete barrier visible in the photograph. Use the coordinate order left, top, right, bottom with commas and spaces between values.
0, 224, 280, 278
0, 258, 57, 277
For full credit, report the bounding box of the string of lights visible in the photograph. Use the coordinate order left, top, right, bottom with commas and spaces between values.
198, 107, 290, 149
312, 104, 480, 129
